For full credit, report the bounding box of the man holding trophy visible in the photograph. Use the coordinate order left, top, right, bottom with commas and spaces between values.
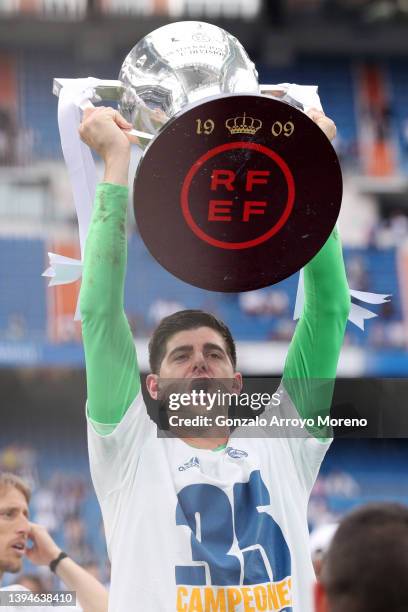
74, 21, 349, 612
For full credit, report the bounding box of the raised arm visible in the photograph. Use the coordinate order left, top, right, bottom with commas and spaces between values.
26, 523, 108, 612
282, 109, 351, 431
79, 107, 140, 429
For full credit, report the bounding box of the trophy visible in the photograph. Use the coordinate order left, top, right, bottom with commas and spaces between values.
53, 21, 342, 293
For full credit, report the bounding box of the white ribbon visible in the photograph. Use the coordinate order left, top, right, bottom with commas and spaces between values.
58, 78, 100, 256
43, 252, 83, 286
294, 269, 391, 330
260, 82, 323, 113
42, 77, 103, 320
286, 83, 323, 112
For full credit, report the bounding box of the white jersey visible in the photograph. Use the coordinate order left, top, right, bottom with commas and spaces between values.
0, 585, 81, 611
88, 387, 331, 612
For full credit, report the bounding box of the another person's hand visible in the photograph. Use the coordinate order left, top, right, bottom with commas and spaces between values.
26, 523, 109, 612
306, 108, 337, 142
25, 523, 61, 567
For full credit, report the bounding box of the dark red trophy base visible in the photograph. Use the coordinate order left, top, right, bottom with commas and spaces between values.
134, 94, 342, 292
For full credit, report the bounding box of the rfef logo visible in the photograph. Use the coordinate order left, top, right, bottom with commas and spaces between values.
181, 142, 295, 250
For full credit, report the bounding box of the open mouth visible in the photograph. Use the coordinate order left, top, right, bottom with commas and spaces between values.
189, 378, 212, 393
11, 543, 25, 556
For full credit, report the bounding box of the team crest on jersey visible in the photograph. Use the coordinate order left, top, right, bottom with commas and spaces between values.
226, 446, 248, 459
178, 456, 200, 472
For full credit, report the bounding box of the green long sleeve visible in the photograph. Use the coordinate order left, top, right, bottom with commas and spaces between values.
283, 227, 351, 434
80, 183, 141, 426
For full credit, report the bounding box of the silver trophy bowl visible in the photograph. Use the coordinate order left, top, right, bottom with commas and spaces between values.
53, 21, 305, 149
117, 21, 259, 144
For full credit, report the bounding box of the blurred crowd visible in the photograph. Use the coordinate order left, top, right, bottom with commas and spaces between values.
0, 445, 109, 589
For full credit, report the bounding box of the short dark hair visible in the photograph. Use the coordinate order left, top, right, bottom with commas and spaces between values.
321, 502, 408, 612
148, 309, 237, 374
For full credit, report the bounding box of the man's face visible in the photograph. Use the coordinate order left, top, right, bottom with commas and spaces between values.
146, 326, 242, 399
0, 486, 29, 576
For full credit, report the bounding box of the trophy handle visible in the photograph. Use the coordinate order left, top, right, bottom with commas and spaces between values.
53, 78, 154, 141
53, 78, 125, 102
259, 84, 288, 95
260, 84, 305, 112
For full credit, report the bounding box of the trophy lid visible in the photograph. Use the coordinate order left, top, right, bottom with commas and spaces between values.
118, 21, 259, 139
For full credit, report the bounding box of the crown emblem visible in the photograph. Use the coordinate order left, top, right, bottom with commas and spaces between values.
225, 113, 262, 135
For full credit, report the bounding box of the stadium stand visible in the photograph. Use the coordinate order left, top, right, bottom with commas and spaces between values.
1, 236, 403, 354
0, 238, 47, 340
388, 59, 408, 174
18, 51, 120, 159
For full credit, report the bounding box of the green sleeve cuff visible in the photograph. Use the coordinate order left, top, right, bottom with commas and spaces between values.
97, 182, 129, 195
